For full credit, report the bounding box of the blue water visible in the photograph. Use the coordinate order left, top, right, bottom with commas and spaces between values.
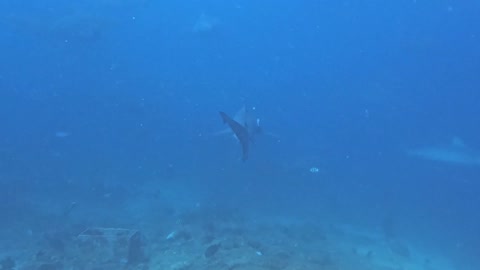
1, 0, 479, 268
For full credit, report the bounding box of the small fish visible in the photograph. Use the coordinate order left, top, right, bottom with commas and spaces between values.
166, 231, 176, 240
55, 131, 70, 138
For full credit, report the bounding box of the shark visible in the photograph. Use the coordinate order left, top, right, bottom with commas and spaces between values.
219, 106, 262, 161
406, 137, 480, 166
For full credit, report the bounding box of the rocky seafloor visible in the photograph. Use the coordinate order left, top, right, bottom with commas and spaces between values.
0, 202, 462, 270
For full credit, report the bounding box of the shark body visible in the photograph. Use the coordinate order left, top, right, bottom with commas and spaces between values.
219, 106, 262, 161
407, 137, 480, 166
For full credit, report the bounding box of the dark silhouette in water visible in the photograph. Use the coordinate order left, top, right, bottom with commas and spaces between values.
219, 111, 250, 161
204, 243, 221, 258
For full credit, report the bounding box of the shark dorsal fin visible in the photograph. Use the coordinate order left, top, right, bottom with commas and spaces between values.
233, 106, 247, 126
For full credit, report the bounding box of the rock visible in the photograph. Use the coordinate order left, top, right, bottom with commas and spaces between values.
204, 243, 221, 258
0, 257, 15, 270
388, 240, 410, 258
37, 263, 63, 270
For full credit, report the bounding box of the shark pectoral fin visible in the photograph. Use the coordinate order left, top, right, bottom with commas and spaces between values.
219, 112, 229, 124
212, 128, 231, 136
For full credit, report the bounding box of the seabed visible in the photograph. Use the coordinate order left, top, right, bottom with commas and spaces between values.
0, 180, 469, 270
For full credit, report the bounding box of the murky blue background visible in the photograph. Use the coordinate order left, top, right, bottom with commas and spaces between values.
1, 0, 479, 267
